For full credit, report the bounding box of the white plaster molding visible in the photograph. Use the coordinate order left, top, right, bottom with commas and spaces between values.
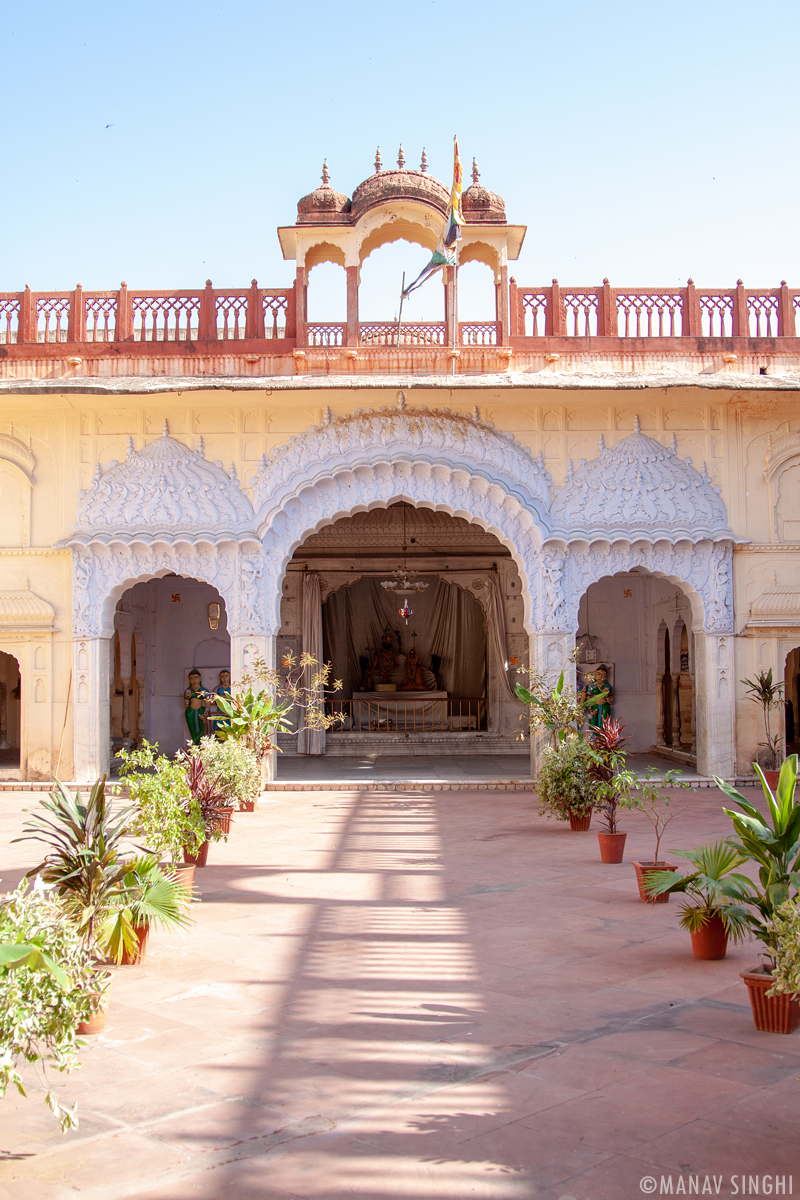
0, 590, 55, 630
0, 433, 35, 486
764, 425, 800, 483
70, 425, 257, 543
69, 539, 267, 639
251, 403, 553, 536
550, 421, 734, 542
530, 538, 735, 636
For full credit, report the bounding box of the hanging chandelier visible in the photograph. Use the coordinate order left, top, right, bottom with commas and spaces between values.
381, 506, 429, 596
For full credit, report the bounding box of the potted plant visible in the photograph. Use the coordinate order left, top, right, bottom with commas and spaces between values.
0, 878, 111, 1130
516, 663, 609, 752
17, 776, 193, 965
715, 754, 800, 1032
589, 718, 635, 862
741, 669, 786, 787
630, 768, 693, 902
762, 898, 800, 1032
536, 734, 596, 830
119, 740, 205, 887
191, 735, 260, 812
180, 755, 232, 866
643, 841, 751, 958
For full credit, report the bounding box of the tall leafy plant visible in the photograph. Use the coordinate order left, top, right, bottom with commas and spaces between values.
589, 718, 631, 834
741, 669, 786, 770
516, 667, 608, 749
536, 735, 596, 820
120, 740, 205, 863
714, 754, 800, 966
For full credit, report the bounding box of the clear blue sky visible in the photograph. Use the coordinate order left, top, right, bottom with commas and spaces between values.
2, 0, 798, 322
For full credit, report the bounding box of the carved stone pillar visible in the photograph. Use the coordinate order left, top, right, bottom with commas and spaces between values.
72, 637, 111, 783
655, 672, 666, 746
345, 266, 359, 347
679, 671, 694, 753
694, 632, 735, 778
690, 673, 697, 757
121, 675, 131, 747
135, 676, 145, 746
672, 672, 682, 750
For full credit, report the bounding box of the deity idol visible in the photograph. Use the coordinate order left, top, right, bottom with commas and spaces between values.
183, 669, 207, 745
363, 626, 399, 689
580, 664, 613, 730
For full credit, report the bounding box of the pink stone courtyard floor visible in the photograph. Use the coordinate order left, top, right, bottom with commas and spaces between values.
1, 784, 798, 1200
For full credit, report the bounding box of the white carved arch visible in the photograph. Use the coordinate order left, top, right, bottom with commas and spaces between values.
531, 538, 734, 636
251, 405, 552, 638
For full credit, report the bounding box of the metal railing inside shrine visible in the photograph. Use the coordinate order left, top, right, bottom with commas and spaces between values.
327, 697, 487, 733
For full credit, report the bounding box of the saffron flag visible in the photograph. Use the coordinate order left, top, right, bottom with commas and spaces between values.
401, 137, 464, 298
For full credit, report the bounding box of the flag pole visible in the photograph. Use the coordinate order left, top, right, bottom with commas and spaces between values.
451, 246, 458, 376
397, 273, 405, 348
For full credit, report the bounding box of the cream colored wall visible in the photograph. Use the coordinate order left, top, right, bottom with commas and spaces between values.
1, 384, 798, 778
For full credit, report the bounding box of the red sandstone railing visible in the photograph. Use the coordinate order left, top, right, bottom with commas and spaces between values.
510, 280, 799, 340
0, 282, 293, 345
1, 279, 798, 353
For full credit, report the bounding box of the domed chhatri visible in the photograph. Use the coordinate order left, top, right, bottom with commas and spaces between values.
73, 422, 256, 538
296, 161, 352, 225
461, 158, 506, 223
550, 417, 734, 542
350, 168, 450, 221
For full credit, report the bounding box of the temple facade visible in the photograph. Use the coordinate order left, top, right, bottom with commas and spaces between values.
0, 150, 798, 783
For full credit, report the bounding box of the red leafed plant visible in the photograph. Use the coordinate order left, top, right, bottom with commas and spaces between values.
182, 755, 229, 842
589, 718, 630, 833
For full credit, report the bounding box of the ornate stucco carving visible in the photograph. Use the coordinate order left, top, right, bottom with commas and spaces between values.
529, 538, 735, 635
298, 505, 506, 550
251, 405, 553, 536
550, 421, 734, 542
764, 424, 800, 483
70, 541, 266, 639
0, 589, 54, 629
0, 432, 35, 486
71, 426, 257, 543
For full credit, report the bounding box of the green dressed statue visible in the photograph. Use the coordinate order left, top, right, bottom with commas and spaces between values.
581, 663, 613, 730
206, 669, 232, 737
183, 669, 207, 745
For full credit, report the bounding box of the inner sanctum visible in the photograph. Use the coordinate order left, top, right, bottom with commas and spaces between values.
277, 503, 527, 757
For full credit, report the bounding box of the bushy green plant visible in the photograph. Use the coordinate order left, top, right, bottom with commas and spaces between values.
536, 735, 596, 820
192, 735, 259, 810
644, 841, 751, 938
714, 754, 800, 966
0, 879, 110, 1131
119, 740, 205, 863
765, 899, 800, 997
516, 666, 607, 749
214, 685, 293, 763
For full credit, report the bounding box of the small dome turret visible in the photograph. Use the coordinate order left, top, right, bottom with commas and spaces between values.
461, 159, 506, 223
297, 161, 351, 225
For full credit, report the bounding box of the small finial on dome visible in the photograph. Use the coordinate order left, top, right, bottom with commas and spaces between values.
397, 390, 406, 411
322, 406, 333, 426
633, 415, 641, 434
472, 157, 480, 184
598, 433, 605, 450
161, 419, 169, 437
374, 146, 382, 172
321, 160, 329, 185
92, 462, 102, 482
397, 145, 405, 169
126, 435, 134, 456
420, 148, 428, 172
229, 462, 238, 481
537, 450, 545, 469
473, 405, 480, 421
196, 435, 205, 456
670, 432, 677, 452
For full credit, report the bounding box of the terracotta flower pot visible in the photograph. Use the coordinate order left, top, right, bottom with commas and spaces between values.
165, 862, 196, 893
597, 830, 627, 863
183, 840, 209, 868
240, 798, 256, 812
763, 769, 780, 790
214, 806, 235, 836
632, 861, 677, 903
568, 809, 592, 831
741, 967, 800, 1033
120, 923, 149, 966
77, 991, 109, 1035
690, 913, 728, 960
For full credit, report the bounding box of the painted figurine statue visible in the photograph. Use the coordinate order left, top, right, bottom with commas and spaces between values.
400, 648, 429, 691
580, 663, 613, 730
206, 669, 232, 737
183, 669, 207, 745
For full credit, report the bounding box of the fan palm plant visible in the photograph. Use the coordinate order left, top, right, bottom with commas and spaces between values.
643, 840, 751, 939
